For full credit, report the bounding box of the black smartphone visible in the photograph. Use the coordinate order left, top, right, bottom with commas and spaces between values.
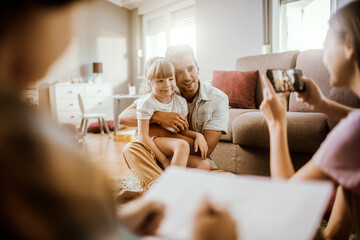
266, 69, 306, 92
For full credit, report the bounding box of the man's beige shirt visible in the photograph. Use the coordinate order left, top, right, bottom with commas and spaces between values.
187, 81, 229, 135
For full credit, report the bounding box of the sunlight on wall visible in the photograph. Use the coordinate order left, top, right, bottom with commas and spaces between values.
42, 37, 81, 83
96, 36, 128, 86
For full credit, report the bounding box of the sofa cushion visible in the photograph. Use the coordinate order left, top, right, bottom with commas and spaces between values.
212, 70, 258, 109
232, 112, 327, 153
235, 50, 300, 108
220, 108, 258, 142
212, 142, 238, 172
290, 49, 331, 112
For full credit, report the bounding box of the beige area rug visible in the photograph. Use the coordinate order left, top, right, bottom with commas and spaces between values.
109, 175, 143, 195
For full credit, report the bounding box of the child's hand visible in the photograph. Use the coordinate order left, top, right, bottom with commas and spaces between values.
195, 133, 208, 159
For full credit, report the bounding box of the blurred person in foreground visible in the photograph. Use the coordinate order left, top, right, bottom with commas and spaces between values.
0, 0, 236, 239
260, 1, 360, 239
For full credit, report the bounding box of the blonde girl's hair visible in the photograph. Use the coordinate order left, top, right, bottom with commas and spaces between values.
145, 57, 175, 81
144, 57, 175, 93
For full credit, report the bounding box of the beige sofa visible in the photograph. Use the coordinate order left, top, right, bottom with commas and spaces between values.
212, 49, 360, 176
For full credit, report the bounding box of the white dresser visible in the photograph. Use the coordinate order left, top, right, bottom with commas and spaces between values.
49, 83, 113, 126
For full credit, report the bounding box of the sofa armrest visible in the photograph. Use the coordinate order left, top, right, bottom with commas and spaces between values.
232, 112, 328, 153
220, 108, 258, 142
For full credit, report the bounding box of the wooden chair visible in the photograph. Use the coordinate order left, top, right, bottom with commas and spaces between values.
78, 94, 111, 138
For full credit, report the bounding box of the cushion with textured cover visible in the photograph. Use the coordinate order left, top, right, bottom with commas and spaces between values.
212, 70, 258, 109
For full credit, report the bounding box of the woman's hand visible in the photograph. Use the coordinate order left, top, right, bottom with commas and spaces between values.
193, 200, 237, 240
194, 133, 208, 159
260, 75, 289, 129
117, 200, 165, 236
295, 77, 328, 112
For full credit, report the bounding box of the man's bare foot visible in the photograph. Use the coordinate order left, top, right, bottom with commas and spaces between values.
115, 189, 145, 205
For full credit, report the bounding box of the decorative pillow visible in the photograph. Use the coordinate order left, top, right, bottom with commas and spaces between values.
87, 120, 114, 133
212, 70, 258, 109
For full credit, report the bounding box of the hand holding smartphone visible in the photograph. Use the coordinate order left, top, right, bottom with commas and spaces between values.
266, 69, 306, 92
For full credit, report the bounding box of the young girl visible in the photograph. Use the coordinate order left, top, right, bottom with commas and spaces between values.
135, 57, 208, 168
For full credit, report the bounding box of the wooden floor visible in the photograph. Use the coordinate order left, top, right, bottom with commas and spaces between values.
82, 127, 135, 178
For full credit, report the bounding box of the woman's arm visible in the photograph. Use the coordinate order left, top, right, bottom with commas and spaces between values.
261, 75, 354, 239
260, 75, 295, 178
138, 119, 170, 167
260, 76, 344, 179
323, 186, 353, 240
267, 124, 295, 178
316, 97, 352, 121
261, 75, 353, 179
296, 77, 352, 121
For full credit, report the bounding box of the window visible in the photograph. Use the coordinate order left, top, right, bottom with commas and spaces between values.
170, 6, 196, 51
143, 2, 196, 65
145, 15, 167, 62
278, 0, 334, 52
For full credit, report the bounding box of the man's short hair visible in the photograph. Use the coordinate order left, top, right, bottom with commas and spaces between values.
165, 44, 198, 67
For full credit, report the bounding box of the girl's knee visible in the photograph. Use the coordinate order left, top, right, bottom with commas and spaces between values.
192, 159, 211, 170
174, 139, 190, 153
200, 160, 212, 170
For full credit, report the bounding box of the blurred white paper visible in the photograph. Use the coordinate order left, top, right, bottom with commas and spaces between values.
143, 167, 333, 240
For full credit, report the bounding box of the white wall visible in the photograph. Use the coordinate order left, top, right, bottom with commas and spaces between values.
42, 1, 131, 93
79, 1, 132, 94
39, 1, 132, 113
195, 0, 264, 82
